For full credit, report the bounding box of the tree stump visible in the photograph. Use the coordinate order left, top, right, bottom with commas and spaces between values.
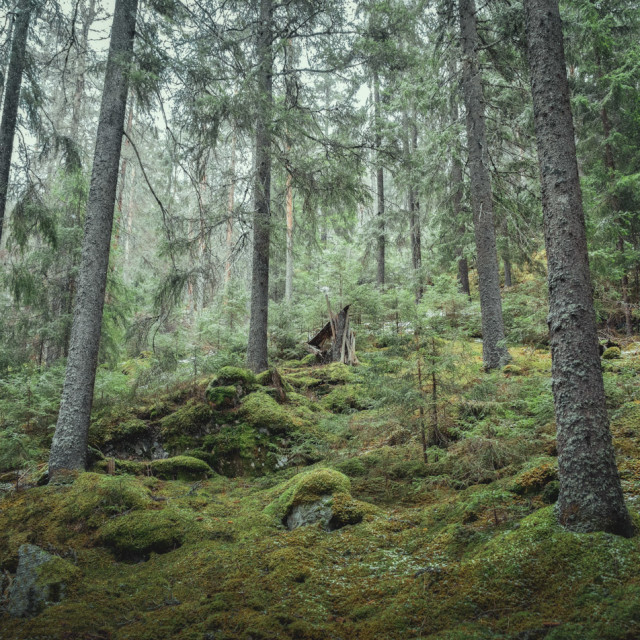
307, 303, 359, 365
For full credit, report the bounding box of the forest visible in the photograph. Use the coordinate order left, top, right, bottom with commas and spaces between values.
2, 0, 640, 637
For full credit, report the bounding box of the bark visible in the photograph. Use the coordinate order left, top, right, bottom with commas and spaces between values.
0, 0, 31, 243
247, 0, 273, 373
373, 69, 385, 288
408, 112, 423, 302
285, 165, 293, 302
49, 0, 138, 479
224, 130, 236, 285
459, 0, 509, 368
524, 0, 633, 536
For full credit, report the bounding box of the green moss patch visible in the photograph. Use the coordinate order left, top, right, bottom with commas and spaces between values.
159, 400, 213, 452
240, 392, 298, 434
150, 455, 213, 480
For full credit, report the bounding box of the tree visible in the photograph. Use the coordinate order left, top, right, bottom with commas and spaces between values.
246, 0, 273, 373
0, 0, 32, 243
523, 0, 633, 536
48, 0, 139, 479
458, 0, 510, 369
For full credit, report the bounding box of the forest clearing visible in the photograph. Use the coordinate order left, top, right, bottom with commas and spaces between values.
2, 0, 640, 637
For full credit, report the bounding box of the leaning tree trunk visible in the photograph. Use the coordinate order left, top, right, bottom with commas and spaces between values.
0, 0, 31, 243
49, 0, 138, 480
459, 0, 509, 369
247, 0, 273, 373
373, 69, 385, 288
524, 0, 633, 537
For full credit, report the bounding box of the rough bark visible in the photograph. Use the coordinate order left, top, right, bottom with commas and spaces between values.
373, 70, 385, 288
285, 165, 293, 302
224, 130, 236, 285
0, 0, 31, 243
247, 0, 273, 373
49, 0, 138, 479
459, 0, 509, 368
408, 112, 423, 302
524, 0, 633, 536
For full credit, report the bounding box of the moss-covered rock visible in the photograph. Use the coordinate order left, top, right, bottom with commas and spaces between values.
159, 400, 213, 452
240, 392, 296, 434
265, 468, 351, 523
510, 460, 557, 496
64, 473, 151, 527
205, 384, 239, 409
7, 545, 79, 618
202, 424, 272, 477
328, 493, 378, 530
603, 346, 622, 360
97, 509, 188, 560
88, 410, 149, 449
336, 457, 367, 477
92, 458, 146, 476
212, 366, 256, 387
150, 455, 213, 480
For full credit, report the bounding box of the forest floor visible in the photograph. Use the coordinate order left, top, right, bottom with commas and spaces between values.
2, 338, 640, 639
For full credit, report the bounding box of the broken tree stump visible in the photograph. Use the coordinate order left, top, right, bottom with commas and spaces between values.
307, 303, 359, 365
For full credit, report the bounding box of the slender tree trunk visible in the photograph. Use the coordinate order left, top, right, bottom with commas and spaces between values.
524, 0, 633, 536
285, 163, 294, 302
373, 69, 385, 288
0, 11, 15, 108
408, 112, 423, 302
247, 0, 273, 373
70, 0, 97, 143
224, 129, 236, 285
459, 0, 509, 368
599, 92, 632, 335
449, 63, 471, 297
0, 0, 31, 243
49, 0, 138, 480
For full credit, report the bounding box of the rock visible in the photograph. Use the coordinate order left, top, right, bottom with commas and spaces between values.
7, 544, 78, 618
286, 496, 333, 530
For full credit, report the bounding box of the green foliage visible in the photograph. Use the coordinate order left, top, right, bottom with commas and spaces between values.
150, 455, 213, 480
240, 392, 297, 434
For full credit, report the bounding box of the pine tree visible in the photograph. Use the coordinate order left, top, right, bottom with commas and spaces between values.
524, 0, 633, 536
49, 0, 139, 479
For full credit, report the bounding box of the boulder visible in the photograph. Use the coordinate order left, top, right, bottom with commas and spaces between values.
7, 544, 78, 618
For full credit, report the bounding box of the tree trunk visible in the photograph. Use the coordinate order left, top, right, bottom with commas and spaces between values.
285, 165, 294, 302
224, 129, 236, 285
373, 69, 385, 288
524, 0, 633, 536
49, 0, 139, 480
459, 0, 509, 368
449, 62, 471, 298
408, 111, 423, 302
247, 0, 273, 373
0, 0, 31, 243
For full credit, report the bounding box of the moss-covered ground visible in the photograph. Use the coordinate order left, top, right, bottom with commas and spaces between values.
3, 341, 640, 638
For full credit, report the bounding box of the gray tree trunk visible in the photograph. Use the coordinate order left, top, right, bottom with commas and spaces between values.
524, 0, 633, 536
459, 0, 509, 369
373, 70, 385, 288
247, 0, 273, 373
48, 0, 138, 480
0, 0, 31, 243
409, 114, 422, 302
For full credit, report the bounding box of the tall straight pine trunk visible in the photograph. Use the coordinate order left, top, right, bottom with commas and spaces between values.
524, 0, 633, 536
0, 0, 31, 243
247, 0, 273, 373
373, 70, 385, 288
408, 112, 422, 302
49, 0, 138, 479
458, 0, 509, 368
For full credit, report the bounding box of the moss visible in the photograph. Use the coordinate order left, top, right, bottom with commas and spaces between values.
36, 555, 80, 590
265, 468, 351, 521
503, 364, 524, 376
316, 362, 355, 384
92, 458, 146, 475
285, 373, 323, 389
336, 457, 367, 477
300, 353, 318, 365
159, 400, 213, 452
511, 460, 557, 495
212, 366, 257, 387
205, 384, 239, 408
64, 473, 151, 526
328, 492, 378, 529
603, 347, 622, 360
240, 392, 297, 434
321, 385, 372, 413
542, 480, 560, 504
97, 509, 188, 560
150, 456, 213, 480
88, 410, 149, 448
